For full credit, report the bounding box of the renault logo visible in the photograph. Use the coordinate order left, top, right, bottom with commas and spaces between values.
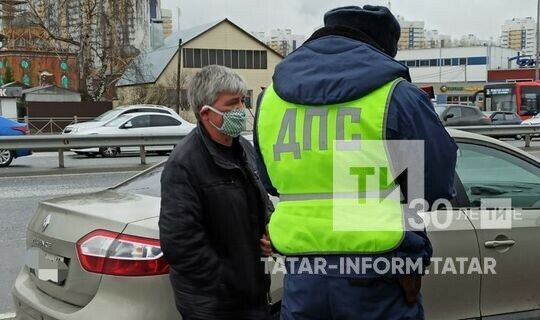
42, 214, 51, 232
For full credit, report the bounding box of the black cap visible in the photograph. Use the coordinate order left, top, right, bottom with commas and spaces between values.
324, 5, 401, 57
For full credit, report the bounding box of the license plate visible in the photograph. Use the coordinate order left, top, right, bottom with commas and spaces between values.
25, 247, 68, 284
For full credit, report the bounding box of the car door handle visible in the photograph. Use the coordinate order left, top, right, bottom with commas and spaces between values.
484, 240, 516, 248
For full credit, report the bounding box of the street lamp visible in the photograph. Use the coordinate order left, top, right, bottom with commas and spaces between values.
534, 0, 540, 81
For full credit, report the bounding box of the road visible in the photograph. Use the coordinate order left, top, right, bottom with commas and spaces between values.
0, 171, 135, 317
1, 151, 168, 178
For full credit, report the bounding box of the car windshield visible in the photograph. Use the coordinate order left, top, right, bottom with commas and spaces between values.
115, 164, 164, 197
104, 114, 132, 127
94, 109, 123, 122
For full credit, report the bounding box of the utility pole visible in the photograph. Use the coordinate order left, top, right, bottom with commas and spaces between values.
176, 38, 182, 114
534, 0, 540, 81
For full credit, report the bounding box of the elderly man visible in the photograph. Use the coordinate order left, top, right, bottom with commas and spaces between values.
159, 65, 273, 320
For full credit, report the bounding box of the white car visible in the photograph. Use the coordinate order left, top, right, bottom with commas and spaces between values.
71, 112, 196, 157
63, 105, 184, 134
521, 113, 540, 137
521, 113, 540, 125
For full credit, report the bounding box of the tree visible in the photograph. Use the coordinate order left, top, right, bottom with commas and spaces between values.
0, 0, 144, 101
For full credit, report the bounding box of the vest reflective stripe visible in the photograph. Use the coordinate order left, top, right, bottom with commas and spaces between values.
257, 78, 405, 255
279, 189, 400, 202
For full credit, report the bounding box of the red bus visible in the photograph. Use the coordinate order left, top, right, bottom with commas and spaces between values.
482, 81, 540, 120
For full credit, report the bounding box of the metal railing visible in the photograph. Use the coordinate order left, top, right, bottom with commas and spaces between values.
22, 116, 95, 135
0, 134, 186, 167
450, 124, 540, 147
0, 125, 539, 168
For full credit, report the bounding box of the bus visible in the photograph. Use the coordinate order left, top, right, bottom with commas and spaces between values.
479, 81, 540, 120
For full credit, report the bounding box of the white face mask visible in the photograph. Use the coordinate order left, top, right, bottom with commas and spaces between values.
202, 105, 247, 137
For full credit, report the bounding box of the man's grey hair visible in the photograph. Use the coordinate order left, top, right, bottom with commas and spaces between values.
187, 65, 248, 121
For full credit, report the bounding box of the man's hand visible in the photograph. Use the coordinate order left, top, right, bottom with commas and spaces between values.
260, 226, 273, 257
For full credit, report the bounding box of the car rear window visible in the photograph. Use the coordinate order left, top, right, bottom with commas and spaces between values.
115, 165, 164, 197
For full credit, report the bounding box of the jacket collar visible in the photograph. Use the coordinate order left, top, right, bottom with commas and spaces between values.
196, 123, 247, 170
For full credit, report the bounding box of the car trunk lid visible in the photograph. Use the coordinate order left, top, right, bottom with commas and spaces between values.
25, 190, 160, 307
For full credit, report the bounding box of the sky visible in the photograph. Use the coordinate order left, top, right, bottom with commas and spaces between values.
161, 0, 538, 41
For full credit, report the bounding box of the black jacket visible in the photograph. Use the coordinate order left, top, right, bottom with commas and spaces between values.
159, 125, 271, 310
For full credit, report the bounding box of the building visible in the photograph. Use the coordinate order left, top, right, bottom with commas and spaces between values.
397, 16, 426, 50
424, 30, 452, 49
117, 19, 283, 126
267, 29, 305, 56
162, 9, 173, 39
500, 17, 536, 56
396, 46, 519, 104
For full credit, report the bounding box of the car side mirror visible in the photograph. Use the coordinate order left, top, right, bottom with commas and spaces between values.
444, 114, 454, 121
123, 122, 133, 129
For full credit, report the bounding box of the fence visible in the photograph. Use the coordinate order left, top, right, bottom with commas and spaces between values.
22, 116, 95, 135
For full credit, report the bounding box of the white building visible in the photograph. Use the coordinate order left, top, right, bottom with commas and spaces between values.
397, 16, 426, 50
500, 17, 536, 56
396, 46, 519, 104
459, 34, 485, 47
425, 30, 452, 48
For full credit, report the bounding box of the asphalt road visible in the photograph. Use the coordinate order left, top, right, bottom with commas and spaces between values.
1, 151, 169, 178
0, 172, 135, 317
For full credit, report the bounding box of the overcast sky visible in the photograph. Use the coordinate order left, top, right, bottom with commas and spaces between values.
161, 0, 538, 41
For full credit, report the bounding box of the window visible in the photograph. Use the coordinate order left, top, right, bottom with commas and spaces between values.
238, 50, 246, 69
446, 107, 462, 118
520, 87, 540, 116
128, 115, 151, 128
260, 51, 267, 69
209, 49, 217, 65
461, 107, 478, 117
459, 58, 467, 65
429, 59, 438, 67
406, 60, 416, 67
224, 50, 232, 68
193, 49, 201, 68
150, 115, 181, 127
444, 59, 452, 66
452, 58, 459, 66
183, 48, 193, 68
456, 143, 540, 208
216, 49, 224, 65
201, 49, 209, 67
253, 51, 261, 69
231, 50, 239, 69
467, 56, 487, 66
419, 60, 429, 67
492, 113, 505, 121
246, 50, 253, 69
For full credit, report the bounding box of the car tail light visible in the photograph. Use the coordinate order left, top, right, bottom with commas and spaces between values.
76, 230, 169, 276
12, 126, 29, 134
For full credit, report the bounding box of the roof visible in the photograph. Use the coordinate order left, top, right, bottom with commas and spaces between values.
117, 19, 283, 87
23, 85, 79, 95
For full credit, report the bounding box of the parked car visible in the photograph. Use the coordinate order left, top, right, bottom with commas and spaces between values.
70, 112, 196, 157
62, 105, 187, 134
12, 129, 540, 320
483, 111, 522, 125
436, 104, 491, 126
0, 116, 32, 167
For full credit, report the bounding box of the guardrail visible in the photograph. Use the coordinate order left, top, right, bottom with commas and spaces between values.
0, 134, 187, 167
451, 124, 540, 147
0, 125, 539, 169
